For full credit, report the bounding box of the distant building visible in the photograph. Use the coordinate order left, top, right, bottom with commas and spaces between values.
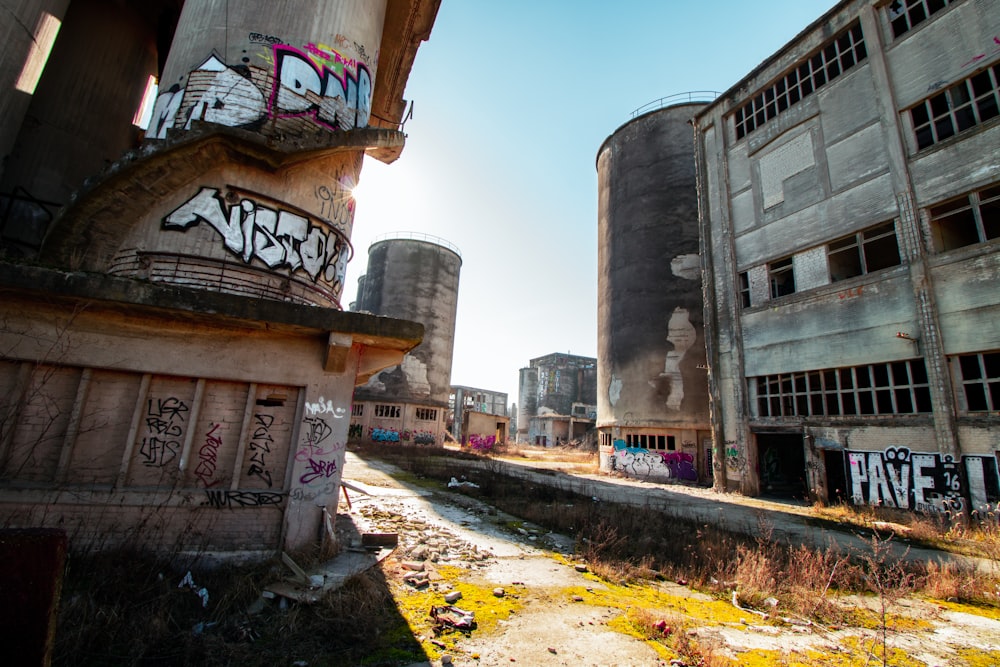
518, 353, 597, 446
449, 385, 508, 443
350, 234, 461, 446
695, 0, 1000, 513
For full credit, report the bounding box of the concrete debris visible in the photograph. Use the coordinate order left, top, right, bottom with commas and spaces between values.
430, 605, 476, 632
574, 563, 588, 572
444, 591, 463, 603
492, 587, 505, 598
448, 477, 480, 489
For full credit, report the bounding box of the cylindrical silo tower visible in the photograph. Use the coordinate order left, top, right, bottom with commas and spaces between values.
352, 233, 461, 444
596, 96, 714, 484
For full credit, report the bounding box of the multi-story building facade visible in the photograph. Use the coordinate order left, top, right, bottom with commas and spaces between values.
0, 0, 439, 557
518, 353, 597, 446
695, 0, 1000, 514
449, 385, 508, 443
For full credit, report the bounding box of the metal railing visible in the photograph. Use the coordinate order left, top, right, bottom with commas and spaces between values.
629, 91, 721, 119
371, 231, 462, 258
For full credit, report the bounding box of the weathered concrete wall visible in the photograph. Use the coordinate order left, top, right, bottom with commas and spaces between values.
153, 0, 385, 143
0, 0, 163, 253
695, 0, 1000, 506
0, 264, 422, 556
596, 103, 710, 434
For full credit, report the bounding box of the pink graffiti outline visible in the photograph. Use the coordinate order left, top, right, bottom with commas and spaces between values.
268, 44, 371, 131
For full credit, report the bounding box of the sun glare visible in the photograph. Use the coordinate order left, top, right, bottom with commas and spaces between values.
15, 12, 61, 94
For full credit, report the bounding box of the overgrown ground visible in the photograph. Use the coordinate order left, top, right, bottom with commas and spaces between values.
52, 442, 1000, 666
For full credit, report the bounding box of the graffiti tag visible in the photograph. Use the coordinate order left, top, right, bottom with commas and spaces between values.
164, 187, 347, 284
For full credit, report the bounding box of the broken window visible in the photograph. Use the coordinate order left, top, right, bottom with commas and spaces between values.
768, 257, 795, 298
734, 22, 866, 139
415, 407, 437, 420
887, 0, 953, 39
739, 272, 752, 307
374, 404, 400, 419
351, 403, 364, 417
828, 222, 901, 281
754, 359, 932, 417
954, 351, 1000, 412
929, 183, 1000, 251
911, 64, 1000, 150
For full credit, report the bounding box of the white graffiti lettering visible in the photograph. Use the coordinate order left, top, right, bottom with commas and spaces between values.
164, 187, 346, 284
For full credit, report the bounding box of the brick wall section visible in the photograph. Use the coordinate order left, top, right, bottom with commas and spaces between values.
794, 246, 830, 292
0, 362, 296, 554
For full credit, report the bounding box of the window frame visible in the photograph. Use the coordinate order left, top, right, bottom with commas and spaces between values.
953, 351, 1000, 413
754, 359, 932, 418
886, 0, 953, 40
929, 183, 1000, 252
734, 21, 866, 140
910, 63, 1000, 151
768, 257, 796, 299
374, 403, 401, 419
828, 221, 902, 281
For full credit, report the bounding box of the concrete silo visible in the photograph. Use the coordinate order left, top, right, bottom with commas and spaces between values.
351, 233, 461, 444
596, 96, 714, 484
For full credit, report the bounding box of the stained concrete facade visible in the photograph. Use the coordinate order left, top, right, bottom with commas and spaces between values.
517, 353, 597, 446
596, 100, 713, 485
349, 234, 462, 446
695, 0, 1000, 514
0, 0, 439, 557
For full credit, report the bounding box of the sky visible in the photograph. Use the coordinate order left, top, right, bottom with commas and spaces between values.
345, 0, 836, 406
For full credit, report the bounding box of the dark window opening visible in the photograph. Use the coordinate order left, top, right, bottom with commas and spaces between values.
956, 351, 1000, 412
753, 359, 931, 417
889, 0, 955, 40
930, 183, 1000, 252
769, 257, 795, 298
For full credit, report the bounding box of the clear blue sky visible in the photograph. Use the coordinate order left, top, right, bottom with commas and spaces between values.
345, 1, 835, 406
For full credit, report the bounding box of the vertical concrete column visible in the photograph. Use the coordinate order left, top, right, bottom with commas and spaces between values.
859, 4, 958, 457
282, 348, 356, 553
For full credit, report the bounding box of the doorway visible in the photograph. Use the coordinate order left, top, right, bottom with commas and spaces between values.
756, 433, 807, 499
823, 449, 847, 504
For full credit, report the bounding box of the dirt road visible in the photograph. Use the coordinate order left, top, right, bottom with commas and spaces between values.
341, 450, 1000, 667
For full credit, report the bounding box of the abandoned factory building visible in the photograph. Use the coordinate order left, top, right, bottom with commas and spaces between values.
518, 353, 597, 446
449, 385, 510, 449
0, 0, 440, 557
695, 0, 1000, 515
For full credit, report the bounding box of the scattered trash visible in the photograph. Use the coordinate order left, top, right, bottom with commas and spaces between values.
430, 605, 476, 632
178, 571, 209, 608
654, 620, 672, 635
192, 621, 218, 635
448, 477, 480, 489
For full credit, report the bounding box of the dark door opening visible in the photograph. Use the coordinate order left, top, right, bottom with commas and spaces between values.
824, 449, 847, 505
757, 433, 807, 499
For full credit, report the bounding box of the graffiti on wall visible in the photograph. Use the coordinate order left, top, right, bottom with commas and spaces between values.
468, 434, 496, 452
413, 430, 436, 445
140, 397, 189, 467
202, 489, 284, 509
149, 38, 373, 141
296, 407, 343, 488
847, 447, 1000, 515
348, 423, 363, 439
370, 427, 399, 442
247, 414, 275, 487
194, 423, 223, 487
164, 187, 349, 286
610, 440, 697, 481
